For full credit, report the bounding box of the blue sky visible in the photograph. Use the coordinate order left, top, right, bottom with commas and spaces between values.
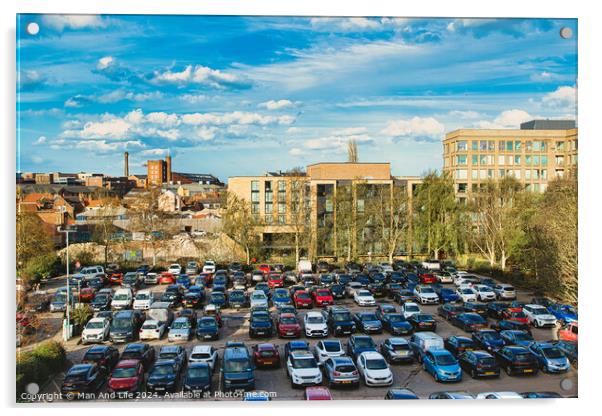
16, 15, 577, 182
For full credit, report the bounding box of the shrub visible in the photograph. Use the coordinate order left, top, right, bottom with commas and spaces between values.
21, 254, 61, 285
16, 341, 66, 401
71, 304, 93, 328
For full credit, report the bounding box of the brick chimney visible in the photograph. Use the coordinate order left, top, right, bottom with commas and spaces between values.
124, 152, 129, 177
166, 154, 172, 183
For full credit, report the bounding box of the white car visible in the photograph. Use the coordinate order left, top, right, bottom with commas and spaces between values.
435, 271, 454, 283
523, 304, 558, 328
286, 351, 322, 387
133, 289, 153, 310
250, 290, 269, 309
189, 345, 218, 371
313, 340, 345, 364
401, 302, 421, 319
476, 392, 524, 400
304, 311, 329, 338
185, 261, 199, 275
144, 272, 158, 285
354, 290, 376, 306
456, 287, 478, 303
413, 285, 439, 305
474, 285, 496, 302
139, 319, 167, 340
379, 263, 394, 273
493, 284, 516, 300
345, 282, 363, 297
454, 275, 479, 287
203, 260, 216, 274
356, 351, 393, 386
81, 317, 110, 344
168, 263, 182, 275
111, 288, 133, 309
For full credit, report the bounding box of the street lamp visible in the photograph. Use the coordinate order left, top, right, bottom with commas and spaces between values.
57, 226, 76, 341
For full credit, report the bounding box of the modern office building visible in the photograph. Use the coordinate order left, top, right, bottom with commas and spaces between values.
443, 119, 577, 202
228, 162, 421, 259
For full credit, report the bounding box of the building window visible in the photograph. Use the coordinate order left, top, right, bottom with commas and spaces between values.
488, 141, 495, 151
472, 140, 478, 151
251, 192, 259, 203
541, 169, 547, 180
533, 141, 541, 151
278, 203, 286, 214
515, 140, 521, 151
506, 155, 514, 165
251, 180, 259, 191
525, 170, 531, 180
556, 141, 566, 151
498, 155, 505, 165
526, 141, 533, 151
506, 141, 513, 151
533, 169, 539, 180
479, 169, 486, 179
456, 140, 467, 151
251, 203, 260, 214
480, 155, 487, 165
471, 170, 478, 180
278, 214, 286, 225
472, 155, 479, 165
458, 183, 467, 193
265, 214, 273, 224
533, 155, 540, 165
456, 169, 468, 180
278, 180, 285, 191
357, 199, 365, 213
533, 183, 540, 193
265, 190, 273, 203
514, 155, 521, 165
265, 202, 273, 214
514, 169, 521, 179
556, 169, 564, 178
541, 155, 548, 166
525, 155, 532, 165
498, 141, 505, 151
541, 141, 547, 151
457, 155, 467, 165
480, 140, 488, 151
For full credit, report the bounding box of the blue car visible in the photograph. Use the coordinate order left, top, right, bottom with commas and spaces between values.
176, 275, 191, 289
547, 304, 578, 324
196, 316, 219, 340
187, 285, 205, 301
353, 312, 383, 334
381, 313, 413, 335
347, 335, 377, 360
209, 291, 227, 308
528, 342, 570, 373
435, 287, 461, 303
499, 330, 534, 347
423, 349, 462, 382
472, 330, 505, 352
272, 288, 292, 307
136, 265, 150, 275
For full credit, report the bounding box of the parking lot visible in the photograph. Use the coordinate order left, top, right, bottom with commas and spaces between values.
35, 272, 577, 402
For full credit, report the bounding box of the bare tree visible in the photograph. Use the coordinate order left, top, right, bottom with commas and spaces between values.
221, 192, 264, 265
286, 169, 313, 265
90, 197, 121, 266
347, 139, 358, 163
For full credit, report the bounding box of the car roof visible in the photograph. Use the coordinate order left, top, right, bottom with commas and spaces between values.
389, 337, 410, 345
116, 359, 140, 368
288, 340, 309, 348
87, 345, 110, 353
192, 345, 213, 353
290, 351, 315, 359
257, 343, 277, 350
124, 343, 145, 351
359, 351, 383, 359
69, 364, 93, 374
160, 345, 180, 353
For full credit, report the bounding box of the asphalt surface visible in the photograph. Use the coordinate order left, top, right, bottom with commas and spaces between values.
32, 275, 577, 402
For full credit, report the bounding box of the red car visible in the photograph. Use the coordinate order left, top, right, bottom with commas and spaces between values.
312, 288, 334, 307
276, 313, 301, 338
158, 272, 175, 285
109, 272, 123, 285
79, 287, 96, 303
558, 321, 578, 342
304, 386, 333, 400
419, 272, 437, 284
502, 309, 529, 324
108, 359, 145, 393
252, 343, 281, 368
197, 272, 213, 285
258, 264, 271, 275
293, 290, 313, 309
267, 273, 284, 289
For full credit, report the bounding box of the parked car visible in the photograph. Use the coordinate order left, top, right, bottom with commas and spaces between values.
353, 311, 383, 334
267, 273, 284, 289
196, 316, 219, 340
450, 312, 488, 332
347, 335, 377, 360
429, 391, 475, 399
487, 302, 510, 319
120, 343, 155, 370
356, 351, 393, 386
167, 317, 192, 342
61, 364, 106, 399
490, 319, 532, 332
435, 287, 461, 303
520, 391, 563, 399
81, 345, 120, 370
548, 304, 578, 324
553, 340, 578, 365
183, 362, 212, 394
492, 284, 516, 300
499, 330, 534, 347
354, 289, 376, 306
459, 350, 500, 378
322, 357, 359, 388
474, 285, 496, 302
158, 272, 176, 285
107, 359, 145, 394
91, 292, 111, 312
252, 343, 280, 368
323, 306, 356, 336
463, 302, 489, 317
110, 310, 142, 343
293, 290, 313, 309
185, 261, 199, 275
284, 340, 311, 360
422, 349, 462, 382
312, 287, 334, 307
493, 346, 539, 376
457, 287, 478, 303
401, 302, 421, 319
313, 339, 345, 364
523, 304, 558, 328
558, 321, 578, 342
146, 359, 182, 393
304, 311, 329, 338
380, 313, 413, 335
286, 351, 322, 388
111, 288, 133, 310
144, 272, 158, 285
438, 304, 466, 321
444, 336, 476, 357
409, 332, 444, 363
189, 345, 218, 371
475, 391, 524, 399
140, 319, 167, 340
133, 289, 153, 310
528, 342, 570, 373
502, 309, 529, 324
81, 317, 110, 344
380, 337, 414, 364
304, 386, 333, 400
168, 264, 182, 275
248, 310, 274, 338
408, 313, 437, 332
385, 388, 419, 400
276, 313, 302, 338
221, 343, 255, 391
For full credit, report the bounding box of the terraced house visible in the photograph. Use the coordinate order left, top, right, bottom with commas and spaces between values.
443, 119, 578, 203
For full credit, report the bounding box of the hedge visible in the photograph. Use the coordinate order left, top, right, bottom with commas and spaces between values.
16, 341, 67, 401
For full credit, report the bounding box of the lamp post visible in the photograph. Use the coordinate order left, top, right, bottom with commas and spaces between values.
58, 227, 76, 341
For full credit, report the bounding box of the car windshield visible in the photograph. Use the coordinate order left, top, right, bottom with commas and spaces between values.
292, 357, 317, 369
532, 307, 549, 315
54, 293, 67, 302
151, 364, 174, 375
365, 358, 388, 370
199, 319, 215, 327
482, 332, 502, 341
224, 359, 252, 372
511, 312, 526, 318
230, 293, 244, 300
136, 293, 150, 300
86, 321, 104, 329
435, 354, 457, 366
172, 321, 190, 329
297, 292, 310, 299
142, 323, 158, 330
387, 314, 404, 322
111, 318, 131, 330
564, 306, 577, 315
259, 350, 275, 358
355, 338, 375, 348
460, 289, 474, 294
93, 295, 108, 302
465, 315, 484, 323
252, 314, 270, 322
333, 312, 351, 321
420, 287, 435, 293
362, 314, 378, 321
391, 343, 410, 351
281, 316, 297, 324
114, 294, 128, 301
317, 290, 330, 296
514, 352, 533, 361
159, 352, 178, 359
542, 347, 564, 359
358, 291, 371, 297
112, 367, 137, 378
323, 342, 341, 352
252, 293, 266, 300
405, 305, 419, 312
65, 373, 88, 383
307, 316, 324, 324
514, 332, 533, 341
187, 367, 210, 378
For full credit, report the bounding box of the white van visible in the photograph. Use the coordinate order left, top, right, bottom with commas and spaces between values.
421, 260, 441, 271
133, 289, 153, 310
111, 288, 133, 310
298, 259, 313, 273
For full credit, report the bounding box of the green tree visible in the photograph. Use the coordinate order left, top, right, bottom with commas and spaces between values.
16, 208, 54, 279
90, 197, 121, 266
412, 171, 461, 259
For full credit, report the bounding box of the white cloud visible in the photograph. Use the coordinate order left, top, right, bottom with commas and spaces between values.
226, 125, 249, 136
140, 148, 170, 157
73, 139, 143, 153
152, 65, 248, 89
448, 110, 482, 120
124, 109, 144, 125
195, 126, 218, 141
289, 148, 306, 156
332, 127, 368, 136
97, 56, 114, 70
97, 90, 162, 103
42, 15, 107, 31
181, 111, 294, 126
381, 116, 445, 140
258, 99, 295, 110
542, 86, 576, 108
310, 17, 398, 32
180, 94, 207, 104
34, 136, 47, 145
77, 118, 132, 139
475, 109, 534, 129
145, 112, 180, 127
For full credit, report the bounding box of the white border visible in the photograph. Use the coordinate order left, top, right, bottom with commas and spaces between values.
2, 1, 600, 415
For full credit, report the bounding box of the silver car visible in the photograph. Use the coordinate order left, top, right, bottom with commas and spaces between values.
168, 317, 192, 342
323, 356, 360, 388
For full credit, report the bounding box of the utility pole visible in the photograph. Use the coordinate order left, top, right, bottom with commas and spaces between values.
58, 227, 76, 341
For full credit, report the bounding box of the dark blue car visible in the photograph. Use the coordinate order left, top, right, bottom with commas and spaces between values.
346, 335, 377, 360
176, 275, 191, 289
147, 359, 181, 393
353, 312, 383, 334
547, 304, 577, 324
472, 330, 505, 352
248, 310, 273, 338
381, 313, 413, 335
209, 291, 227, 308
196, 316, 219, 340
435, 287, 461, 303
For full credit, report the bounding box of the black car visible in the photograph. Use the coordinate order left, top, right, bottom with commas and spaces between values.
381, 313, 413, 335
110, 310, 142, 344
408, 314, 436, 331
462, 302, 488, 317
29, 293, 50, 312
450, 313, 488, 332
228, 290, 249, 309
82, 345, 120, 370
157, 345, 187, 368
120, 343, 155, 370
183, 292, 202, 309
249, 310, 274, 338
330, 284, 345, 299
458, 350, 500, 378
375, 304, 397, 320
487, 302, 510, 319
183, 362, 212, 394
554, 340, 578, 364
161, 285, 183, 307
146, 359, 182, 393
493, 346, 539, 376
380, 338, 414, 364
444, 336, 476, 357
323, 306, 356, 336
385, 388, 419, 400
61, 364, 106, 399
437, 304, 465, 321
91, 293, 111, 311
